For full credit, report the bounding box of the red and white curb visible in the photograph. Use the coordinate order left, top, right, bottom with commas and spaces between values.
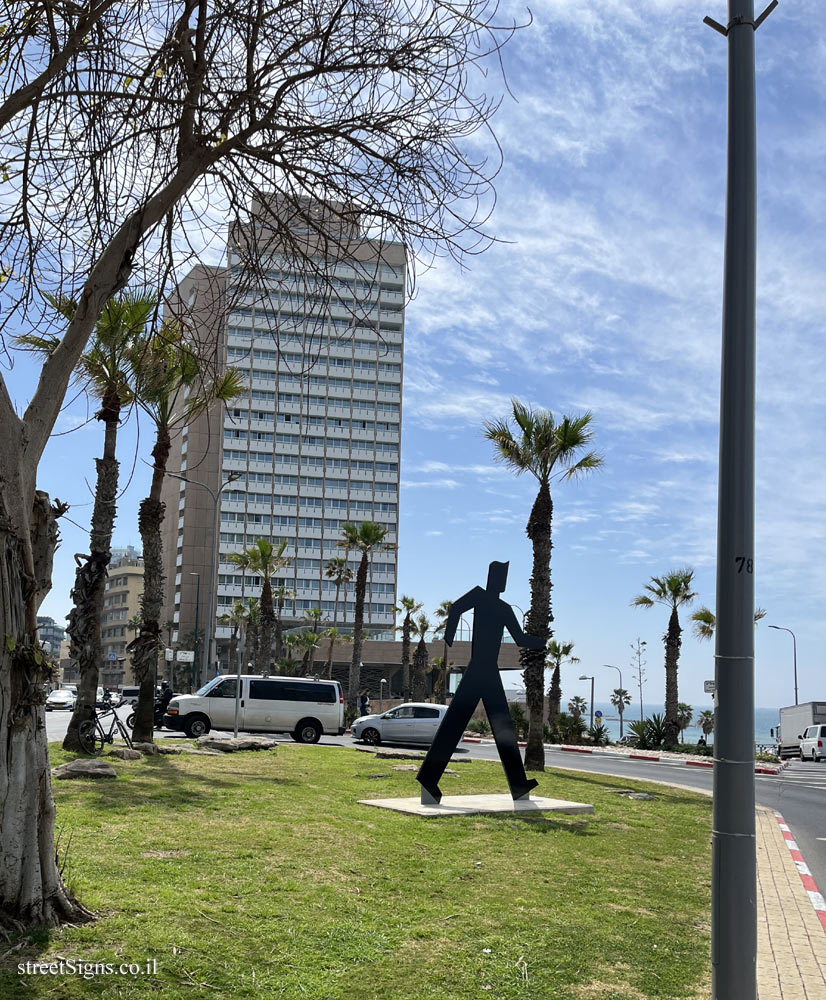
774, 812, 826, 933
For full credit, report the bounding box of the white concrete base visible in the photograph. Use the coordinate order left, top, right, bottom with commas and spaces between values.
358, 793, 595, 817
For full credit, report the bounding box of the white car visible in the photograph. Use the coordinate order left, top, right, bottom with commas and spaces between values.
164, 674, 345, 742
799, 724, 826, 762
351, 702, 448, 746
45, 688, 76, 711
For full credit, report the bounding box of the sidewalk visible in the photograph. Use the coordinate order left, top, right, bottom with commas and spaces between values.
757, 806, 826, 999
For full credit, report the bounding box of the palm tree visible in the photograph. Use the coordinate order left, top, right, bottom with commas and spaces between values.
127, 323, 245, 742
568, 695, 587, 720
432, 599, 453, 704
243, 539, 291, 674
546, 639, 579, 729
339, 521, 395, 713
217, 600, 247, 676
294, 631, 322, 676
691, 605, 767, 640
244, 598, 261, 672
631, 568, 698, 747
610, 687, 632, 739
677, 702, 694, 743
20, 292, 156, 752
272, 583, 294, 662
411, 612, 431, 702
322, 625, 352, 679
698, 708, 715, 744
485, 401, 602, 770
394, 595, 423, 701
324, 557, 353, 627
429, 655, 453, 704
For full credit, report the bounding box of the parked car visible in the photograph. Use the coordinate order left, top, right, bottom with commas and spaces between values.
164, 674, 345, 741
617, 734, 638, 747
799, 724, 826, 762
45, 688, 76, 711
351, 702, 448, 746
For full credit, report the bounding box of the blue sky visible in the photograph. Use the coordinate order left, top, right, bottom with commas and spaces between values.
14, 0, 825, 713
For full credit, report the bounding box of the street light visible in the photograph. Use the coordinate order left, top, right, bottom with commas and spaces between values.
768, 625, 798, 706
603, 663, 624, 737
380, 677, 387, 703
579, 674, 595, 730
168, 469, 242, 686
190, 572, 201, 694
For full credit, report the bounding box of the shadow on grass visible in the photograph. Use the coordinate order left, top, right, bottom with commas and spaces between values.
51, 750, 300, 815
544, 768, 712, 808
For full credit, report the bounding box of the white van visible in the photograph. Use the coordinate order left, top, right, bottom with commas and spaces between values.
163, 674, 345, 742
119, 686, 141, 706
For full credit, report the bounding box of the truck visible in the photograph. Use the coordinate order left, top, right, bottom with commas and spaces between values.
775, 702, 826, 759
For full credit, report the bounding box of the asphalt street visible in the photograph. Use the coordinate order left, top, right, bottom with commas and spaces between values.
44, 708, 824, 896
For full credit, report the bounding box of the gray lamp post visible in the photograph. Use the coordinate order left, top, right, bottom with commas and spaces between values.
603, 663, 624, 737
380, 677, 387, 703
768, 625, 798, 705
168, 469, 242, 686
190, 572, 201, 694
579, 674, 595, 730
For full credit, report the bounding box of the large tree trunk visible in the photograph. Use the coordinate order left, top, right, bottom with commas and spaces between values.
547, 663, 561, 727
412, 639, 428, 701
64, 400, 120, 752
522, 481, 552, 770
258, 580, 274, 674
401, 617, 411, 701
0, 493, 93, 929
663, 605, 681, 747
347, 552, 368, 714
129, 433, 168, 744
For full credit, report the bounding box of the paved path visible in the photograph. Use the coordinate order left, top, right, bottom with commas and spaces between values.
757, 807, 826, 999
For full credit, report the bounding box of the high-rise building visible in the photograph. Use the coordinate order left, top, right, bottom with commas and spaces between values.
161, 194, 404, 676
99, 553, 145, 687
36, 616, 65, 656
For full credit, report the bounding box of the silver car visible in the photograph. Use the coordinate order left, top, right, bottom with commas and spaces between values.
45, 688, 76, 711
351, 702, 448, 746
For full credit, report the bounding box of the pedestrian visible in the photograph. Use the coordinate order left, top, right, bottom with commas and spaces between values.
358, 689, 371, 716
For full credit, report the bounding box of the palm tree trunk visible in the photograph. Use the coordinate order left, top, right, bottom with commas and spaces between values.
273, 592, 284, 663
63, 399, 120, 751
401, 617, 411, 701
259, 579, 274, 674
0, 494, 94, 929
347, 552, 368, 714
547, 663, 561, 726
412, 638, 428, 701
522, 480, 553, 770
130, 430, 169, 743
663, 604, 682, 747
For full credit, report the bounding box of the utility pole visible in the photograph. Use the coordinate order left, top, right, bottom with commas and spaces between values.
703, 4, 777, 998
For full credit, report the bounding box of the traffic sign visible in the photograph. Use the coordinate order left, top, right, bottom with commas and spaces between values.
176, 650, 195, 663
164, 648, 173, 662
704, 680, 716, 694
107, 652, 117, 661
594, 710, 603, 719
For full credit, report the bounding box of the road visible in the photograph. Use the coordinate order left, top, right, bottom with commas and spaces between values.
45, 709, 824, 894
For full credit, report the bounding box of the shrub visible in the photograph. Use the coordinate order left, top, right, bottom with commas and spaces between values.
588, 723, 609, 746
508, 702, 528, 739
556, 711, 587, 745
466, 717, 492, 736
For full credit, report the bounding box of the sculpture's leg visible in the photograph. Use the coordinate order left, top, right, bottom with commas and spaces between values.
483, 681, 539, 800
417, 668, 482, 805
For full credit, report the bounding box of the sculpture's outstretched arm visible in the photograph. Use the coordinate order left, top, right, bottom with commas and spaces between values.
502, 603, 545, 650
444, 587, 484, 646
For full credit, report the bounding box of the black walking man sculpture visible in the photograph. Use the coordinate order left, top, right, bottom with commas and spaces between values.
417, 560, 545, 805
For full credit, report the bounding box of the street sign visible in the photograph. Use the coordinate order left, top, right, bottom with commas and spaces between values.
176, 650, 195, 663
704, 680, 716, 694
594, 710, 603, 719
107, 652, 117, 661
164, 648, 173, 662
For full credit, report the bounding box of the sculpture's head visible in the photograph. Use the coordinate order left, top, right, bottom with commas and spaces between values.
486, 560, 509, 594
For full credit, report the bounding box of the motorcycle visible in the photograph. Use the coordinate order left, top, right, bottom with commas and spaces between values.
126, 698, 168, 731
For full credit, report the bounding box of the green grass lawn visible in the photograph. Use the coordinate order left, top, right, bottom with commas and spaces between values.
0, 744, 712, 999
